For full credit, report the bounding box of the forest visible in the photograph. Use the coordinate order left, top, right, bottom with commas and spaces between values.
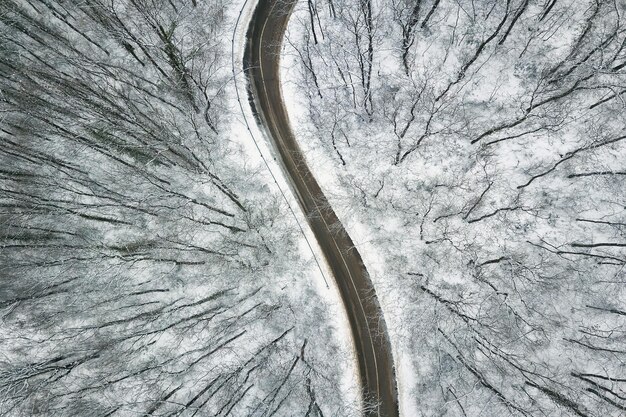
0, 1, 356, 416
284, 0, 626, 415
1, 0, 625, 416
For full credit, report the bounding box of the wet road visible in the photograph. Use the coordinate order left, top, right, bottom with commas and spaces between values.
244, 1, 399, 416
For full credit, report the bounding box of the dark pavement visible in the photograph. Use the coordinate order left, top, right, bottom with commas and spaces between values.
244, 1, 399, 416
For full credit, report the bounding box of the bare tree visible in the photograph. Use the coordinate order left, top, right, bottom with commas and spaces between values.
286, 0, 626, 415
0, 1, 355, 415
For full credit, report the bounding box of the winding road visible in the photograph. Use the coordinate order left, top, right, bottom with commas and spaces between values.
243, 1, 399, 416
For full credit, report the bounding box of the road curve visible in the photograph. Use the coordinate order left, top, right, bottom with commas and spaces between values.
243, 1, 399, 416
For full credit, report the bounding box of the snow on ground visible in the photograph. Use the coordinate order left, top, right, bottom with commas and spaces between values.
279, 1, 626, 416
229, 0, 361, 411
280, 5, 418, 416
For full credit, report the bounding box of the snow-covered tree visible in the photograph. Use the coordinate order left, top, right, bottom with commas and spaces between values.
287, 0, 626, 415
0, 1, 356, 415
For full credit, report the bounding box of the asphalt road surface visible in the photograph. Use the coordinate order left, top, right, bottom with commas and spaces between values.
244, 1, 399, 416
